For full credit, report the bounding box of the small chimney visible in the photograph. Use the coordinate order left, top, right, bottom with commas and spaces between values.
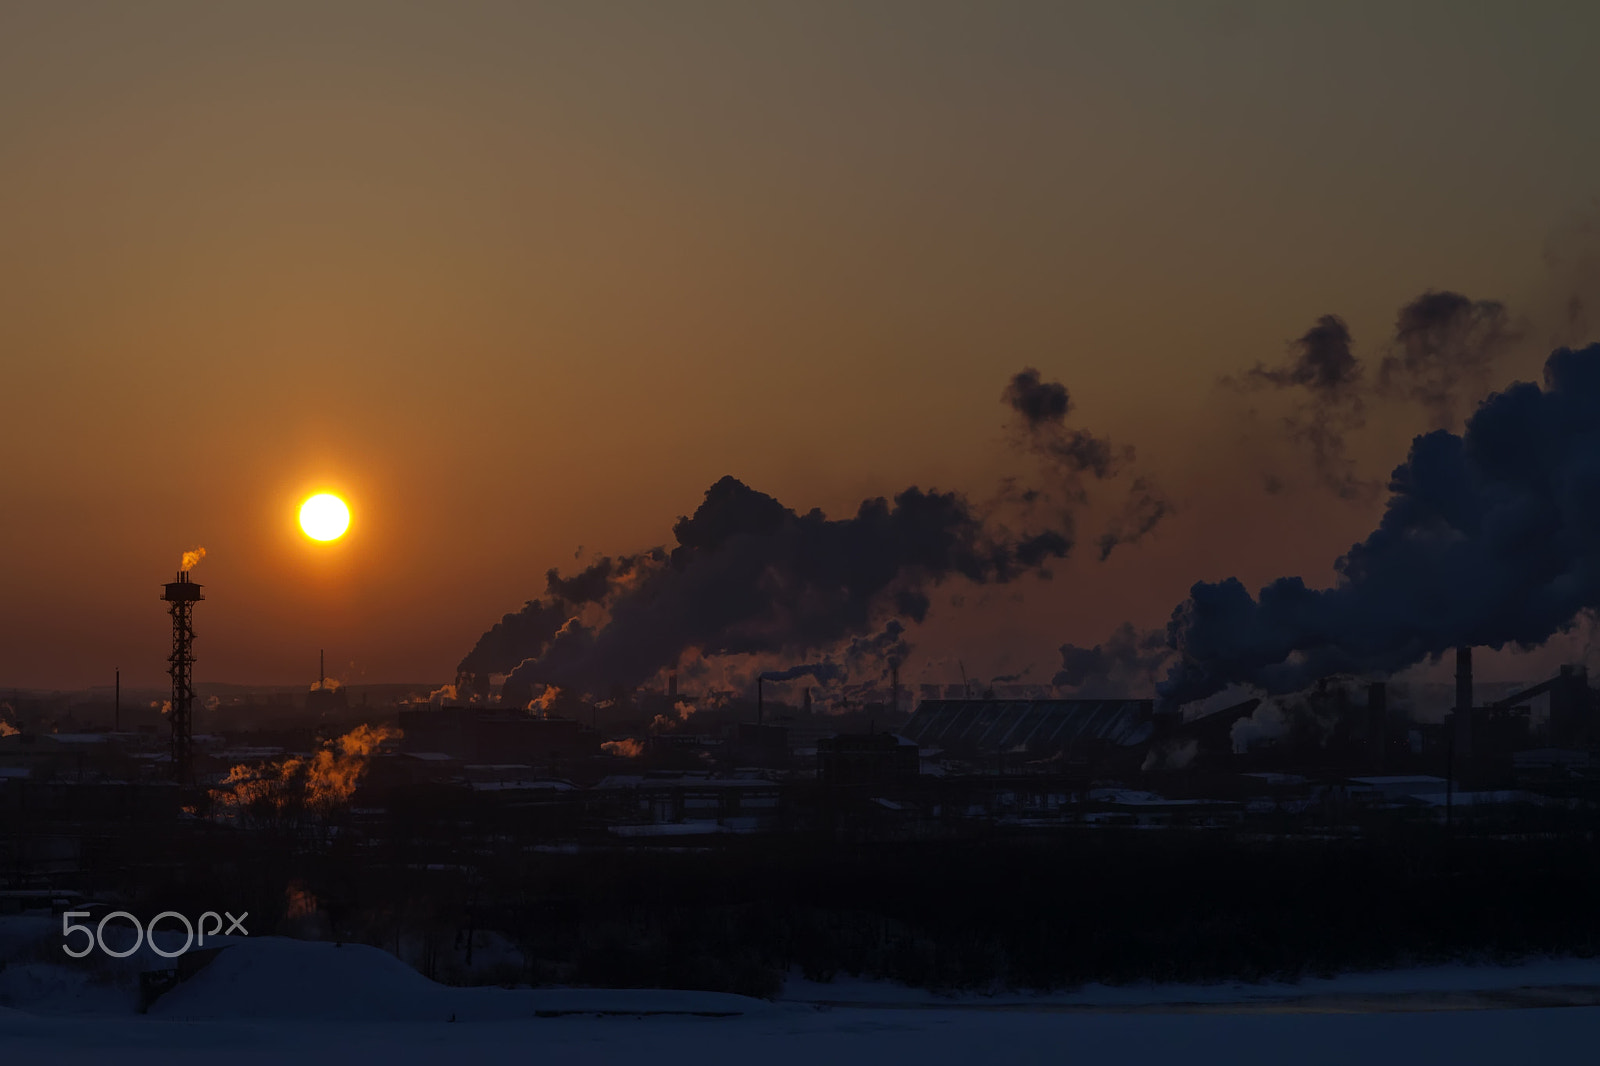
757, 676, 764, 727
1454, 645, 1474, 767
891, 661, 900, 717
667, 672, 677, 700
803, 686, 812, 715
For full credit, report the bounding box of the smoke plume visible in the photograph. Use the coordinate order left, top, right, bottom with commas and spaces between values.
1162, 343, 1600, 707
458, 599, 579, 681
1054, 622, 1171, 694
1096, 478, 1175, 561
477, 475, 1069, 699
463, 368, 1170, 699
1003, 368, 1171, 555
1003, 368, 1126, 481
1228, 314, 1373, 499
1228, 291, 1524, 499
1380, 290, 1520, 429
761, 662, 847, 684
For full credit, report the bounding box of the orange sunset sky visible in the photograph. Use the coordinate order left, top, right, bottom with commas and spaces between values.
4, 2, 1600, 691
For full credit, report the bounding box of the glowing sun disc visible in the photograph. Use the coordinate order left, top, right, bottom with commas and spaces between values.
299, 494, 350, 541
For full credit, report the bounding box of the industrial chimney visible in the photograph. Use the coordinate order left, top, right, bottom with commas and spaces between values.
1454, 645, 1473, 767
161, 570, 204, 786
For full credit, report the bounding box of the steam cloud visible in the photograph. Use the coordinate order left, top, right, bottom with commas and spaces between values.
211, 723, 399, 821
1161, 343, 1600, 707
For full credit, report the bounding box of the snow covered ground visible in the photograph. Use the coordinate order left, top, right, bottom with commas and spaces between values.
4, 917, 1599, 1064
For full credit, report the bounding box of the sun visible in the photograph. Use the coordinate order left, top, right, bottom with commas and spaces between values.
299, 493, 350, 542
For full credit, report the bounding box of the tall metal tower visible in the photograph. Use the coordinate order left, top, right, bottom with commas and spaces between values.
162, 570, 203, 784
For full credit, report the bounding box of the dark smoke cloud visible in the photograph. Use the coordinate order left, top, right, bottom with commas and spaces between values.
1380, 290, 1520, 429
1054, 622, 1171, 694
1541, 207, 1600, 347
1227, 292, 1521, 499
1003, 368, 1126, 480
1002, 368, 1071, 428
1227, 313, 1374, 500
761, 662, 847, 684
1162, 343, 1600, 707
456, 552, 673, 684
1004, 367, 1172, 551
844, 620, 910, 673
1096, 477, 1174, 561
1248, 314, 1363, 394
486, 476, 1068, 698
467, 370, 1163, 698
457, 598, 573, 680
545, 558, 613, 605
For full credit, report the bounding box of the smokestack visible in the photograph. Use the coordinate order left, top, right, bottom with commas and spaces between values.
114, 668, 120, 733
1453, 644, 1474, 776
320, 649, 325, 687
1366, 681, 1386, 772
668, 671, 677, 700
803, 686, 812, 715
757, 675, 763, 727
891, 661, 900, 717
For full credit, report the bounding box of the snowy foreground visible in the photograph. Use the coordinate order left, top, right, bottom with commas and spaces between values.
4, 922, 1600, 1064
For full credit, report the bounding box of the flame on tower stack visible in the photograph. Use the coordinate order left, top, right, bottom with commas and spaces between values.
162, 569, 204, 784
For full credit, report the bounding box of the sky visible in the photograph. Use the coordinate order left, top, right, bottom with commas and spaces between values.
3, 1, 1600, 691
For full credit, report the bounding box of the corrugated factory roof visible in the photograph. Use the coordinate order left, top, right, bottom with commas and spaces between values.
902, 699, 1155, 757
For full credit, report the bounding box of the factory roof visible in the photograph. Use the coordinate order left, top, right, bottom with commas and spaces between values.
902, 698, 1154, 757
